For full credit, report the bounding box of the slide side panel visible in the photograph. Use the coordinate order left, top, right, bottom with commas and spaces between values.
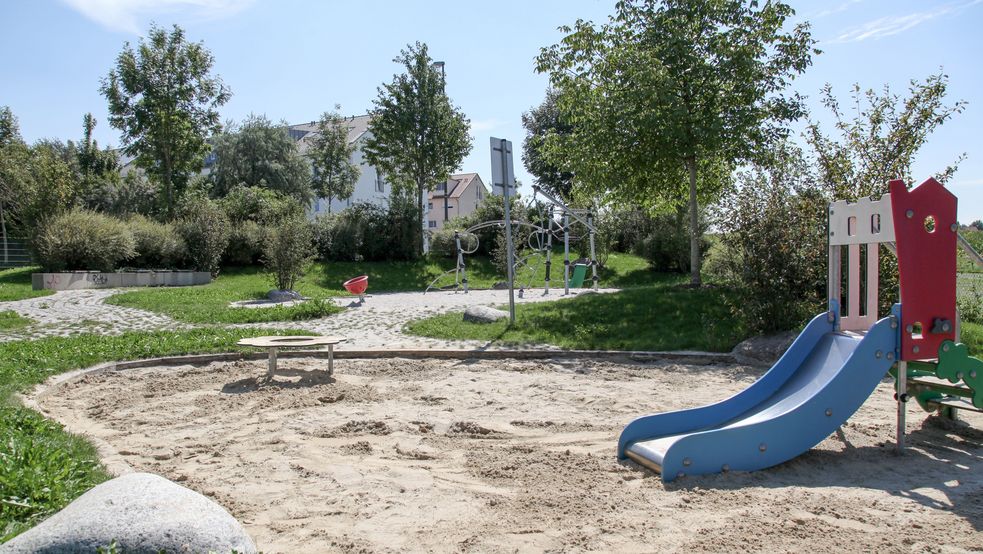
659, 316, 897, 481
617, 310, 834, 459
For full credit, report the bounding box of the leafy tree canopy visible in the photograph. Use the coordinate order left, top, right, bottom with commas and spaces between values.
101, 23, 230, 219
521, 89, 575, 201
536, 0, 816, 284
806, 71, 966, 200
308, 108, 360, 212
363, 41, 472, 254
210, 114, 312, 203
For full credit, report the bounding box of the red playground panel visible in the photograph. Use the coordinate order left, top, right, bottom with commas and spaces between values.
343, 275, 369, 296
889, 178, 957, 361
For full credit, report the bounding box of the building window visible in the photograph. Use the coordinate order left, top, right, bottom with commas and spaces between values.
428, 220, 437, 228
375, 172, 385, 193
436, 183, 446, 192
428, 202, 433, 210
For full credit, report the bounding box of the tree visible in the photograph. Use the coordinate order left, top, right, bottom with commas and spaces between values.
101, 23, 231, 219
209, 114, 312, 202
806, 72, 967, 316
363, 42, 472, 255
308, 108, 360, 213
536, 0, 816, 285
521, 89, 576, 200
262, 212, 314, 292
0, 107, 33, 261
806, 72, 966, 200
75, 113, 121, 210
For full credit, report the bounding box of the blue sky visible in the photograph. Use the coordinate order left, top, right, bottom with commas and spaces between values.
1, 0, 981, 221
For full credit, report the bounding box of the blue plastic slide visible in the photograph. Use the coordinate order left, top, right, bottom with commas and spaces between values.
618, 304, 899, 481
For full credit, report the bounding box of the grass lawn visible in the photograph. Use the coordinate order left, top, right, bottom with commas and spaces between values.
0, 310, 32, 332
963, 322, 982, 356
0, 268, 52, 303
0, 327, 309, 542
106, 253, 661, 324
405, 282, 745, 352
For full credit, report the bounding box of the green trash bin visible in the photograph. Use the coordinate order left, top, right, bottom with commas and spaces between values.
569, 263, 588, 288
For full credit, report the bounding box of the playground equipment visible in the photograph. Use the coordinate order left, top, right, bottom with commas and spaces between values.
618, 177, 983, 481
343, 275, 369, 304
424, 188, 600, 295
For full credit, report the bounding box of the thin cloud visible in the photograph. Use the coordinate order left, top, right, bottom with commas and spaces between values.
830, 0, 982, 43
61, 0, 254, 34
471, 118, 504, 133
808, 0, 864, 20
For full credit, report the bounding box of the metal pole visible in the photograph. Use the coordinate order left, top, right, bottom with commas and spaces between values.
454, 232, 463, 291
563, 211, 571, 295
544, 212, 553, 295
897, 360, 907, 451
588, 212, 598, 291
500, 139, 516, 323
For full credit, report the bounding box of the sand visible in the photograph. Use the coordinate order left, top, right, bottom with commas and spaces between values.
31, 357, 983, 553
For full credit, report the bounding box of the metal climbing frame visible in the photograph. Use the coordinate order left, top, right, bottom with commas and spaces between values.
532, 185, 599, 294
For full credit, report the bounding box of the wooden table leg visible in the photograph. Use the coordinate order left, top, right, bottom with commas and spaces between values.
267, 347, 278, 379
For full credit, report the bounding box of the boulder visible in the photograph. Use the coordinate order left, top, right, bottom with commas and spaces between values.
1, 473, 257, 554
491, 281, 509, 290
267, 289, 302, 303
463, 305, 509, 324
730, 331, 798, 367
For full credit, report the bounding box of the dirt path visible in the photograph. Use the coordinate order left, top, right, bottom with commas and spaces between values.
32, 357, 982, 553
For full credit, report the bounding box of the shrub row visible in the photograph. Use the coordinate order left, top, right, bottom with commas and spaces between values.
312, 196, 420, 262
34, 204, 228, 275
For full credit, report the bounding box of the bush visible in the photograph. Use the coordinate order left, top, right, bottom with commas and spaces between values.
959, 279, 983, 325
712, 157, 827, 334
34, 209, 136, 272
262, 214, 313, 291
632, 209, 708, 273
224, 221, 267, 266
176, 194, 229, 276
313, 198, 420, 262
88, 171, 158, 218
220, 185, 302, 225
126, 215, 187, 269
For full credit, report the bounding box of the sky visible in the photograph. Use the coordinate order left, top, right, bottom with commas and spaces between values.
1, 0, 982, 221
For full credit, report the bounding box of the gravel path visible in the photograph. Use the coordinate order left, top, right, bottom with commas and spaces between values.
0, 289, 189, 341
0, 287, 616, 348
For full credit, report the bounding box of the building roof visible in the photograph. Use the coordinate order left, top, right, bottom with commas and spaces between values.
291, 114, 372, 155
428, 173, 486, 200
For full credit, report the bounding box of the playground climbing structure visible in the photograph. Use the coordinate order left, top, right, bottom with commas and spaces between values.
618, 177, 983, 481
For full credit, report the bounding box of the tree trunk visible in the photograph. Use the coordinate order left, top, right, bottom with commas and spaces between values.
0, 202, 7, 265
685, 157, 701, 286
417, 182, 426, 256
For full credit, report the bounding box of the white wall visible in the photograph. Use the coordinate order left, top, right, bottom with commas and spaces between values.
308, 134, 391, 218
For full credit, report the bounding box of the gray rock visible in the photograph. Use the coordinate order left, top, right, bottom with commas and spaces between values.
491, 281, 509, 290
1, 473, 257, 554
463, 305, 509, 324
731, 331, 799, 366
267, 289, 302, 303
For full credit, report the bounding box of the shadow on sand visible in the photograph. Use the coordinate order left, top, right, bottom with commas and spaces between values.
622, 416, 983, 531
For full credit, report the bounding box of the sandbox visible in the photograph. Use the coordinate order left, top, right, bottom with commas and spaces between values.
30, 356, 982, 553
